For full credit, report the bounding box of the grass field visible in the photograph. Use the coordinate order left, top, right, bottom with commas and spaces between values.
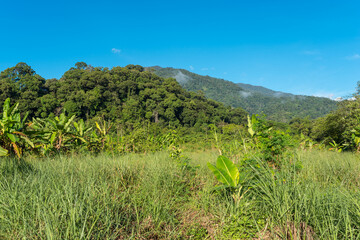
1, 150, 360, 239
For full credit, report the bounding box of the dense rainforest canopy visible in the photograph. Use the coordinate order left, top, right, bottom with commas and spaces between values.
149, 66, 338, 122
0, 62, 248, 128
3, 62, 359, 149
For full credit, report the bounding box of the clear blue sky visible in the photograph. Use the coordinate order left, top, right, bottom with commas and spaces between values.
1, 0, 359, 99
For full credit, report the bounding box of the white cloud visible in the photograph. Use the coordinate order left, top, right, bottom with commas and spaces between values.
174, 71, 190, 84
301, 50, 320, 55
346, 54, 360, 60
313, 92, 335, 99
201, 67, 209, 71
111, 48, 121, 54
239, 91, 252, 98
189, 65, 194, 70
307, 88, 356, 100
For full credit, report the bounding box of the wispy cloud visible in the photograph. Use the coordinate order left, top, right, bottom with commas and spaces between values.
189, 65, 194, 70
346, 54, 360, 60
311, 90, 353, 100
313, 92, 335, 99
111, 48, 121, 54
201, 67, 215, 71
301, 50, 320, 55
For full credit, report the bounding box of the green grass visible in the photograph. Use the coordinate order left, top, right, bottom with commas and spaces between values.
248, 150, 360, 239
1, 150, 360, 239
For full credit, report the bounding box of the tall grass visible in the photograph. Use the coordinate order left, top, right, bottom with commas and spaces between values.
246, 150, 360, 239
1, 150, 360, 239
0, 153, 198, 239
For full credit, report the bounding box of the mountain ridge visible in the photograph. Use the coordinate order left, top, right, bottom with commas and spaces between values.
146, 66, 337, 122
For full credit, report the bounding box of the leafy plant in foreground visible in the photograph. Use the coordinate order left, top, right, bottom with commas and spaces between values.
73, 119, 92, 147
328, 140, 343, 153
248, 114, 292, 166
207, 155, 239, 189
30, 111, 79, 154
169, 145, 199, 175
0, 98, 34, 158
90, 119, 113, 152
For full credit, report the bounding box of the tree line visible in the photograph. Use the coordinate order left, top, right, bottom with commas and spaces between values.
0, 62, 248, 128
1, 62, 360, 157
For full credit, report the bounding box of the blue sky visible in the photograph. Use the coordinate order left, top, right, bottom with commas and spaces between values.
1, 0, 359, 99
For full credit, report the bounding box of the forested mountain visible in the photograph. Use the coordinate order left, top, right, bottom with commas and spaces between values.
0, 63, 248, 128
148, 66, 338, 122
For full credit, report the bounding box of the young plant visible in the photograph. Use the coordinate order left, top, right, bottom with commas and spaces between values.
73, 119, 92, 146
0, 98, 34, 158
247, 114, 292, 166
87, 119, 114, 153
329, 140, 343, 153
207, 155, 239, 188
30, 111, 79, 154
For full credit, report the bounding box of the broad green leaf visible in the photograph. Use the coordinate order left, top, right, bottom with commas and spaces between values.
50, 132, 57, 144
73, 121, 79, 130
207, 156, 240, 187
0, 146, 8, 157
20, 135, 35, 148
2, 98, 10, 119
207, 162, 234, 186
216, 155, 239, 187
64, 115, 76, 130
247, 115, 255, 137
6, 133, 17, 143
79, 119, 84, 131
10, 103, 19, 116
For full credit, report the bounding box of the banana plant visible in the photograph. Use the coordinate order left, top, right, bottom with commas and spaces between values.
207, 155, 251, 204
247, 115, 256, 137
91, 119, 113, 151
329, 140, 343, 153
73, 119, 92, 146
95, 120, 113, 137
207, 155, 240, 188
31, 111, 78, 153
0, 98, 34, 158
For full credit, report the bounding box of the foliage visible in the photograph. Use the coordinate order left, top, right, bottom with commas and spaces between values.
150, 66, 337, 122
0, 63, 248, 129
30, 112, 81, 154
3, 150, 360, 239
311, 96, 360, 149
248, 114, 292, 164
0, 98, 34, 158
169, 145, 199, 176
207, 155, 239, 188
0, 62, 47, 118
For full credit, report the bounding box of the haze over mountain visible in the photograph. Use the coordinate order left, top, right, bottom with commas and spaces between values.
147, 66, 338, 122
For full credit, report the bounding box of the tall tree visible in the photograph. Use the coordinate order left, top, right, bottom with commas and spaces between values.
0, 62, 47, 117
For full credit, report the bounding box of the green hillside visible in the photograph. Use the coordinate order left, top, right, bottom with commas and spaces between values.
148, 66, 338, 122
0, 63, 248, 128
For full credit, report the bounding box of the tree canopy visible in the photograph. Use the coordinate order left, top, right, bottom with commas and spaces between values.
0, 63, 248, 129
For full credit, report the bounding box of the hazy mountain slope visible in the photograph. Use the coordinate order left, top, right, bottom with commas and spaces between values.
236, 83, 293, 98
147, 66, 338, 122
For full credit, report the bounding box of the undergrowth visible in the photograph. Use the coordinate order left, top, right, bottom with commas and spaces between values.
1, 150, 360, 239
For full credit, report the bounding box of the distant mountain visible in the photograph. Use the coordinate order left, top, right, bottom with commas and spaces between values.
146, 66, 337, 122
236, 83, 293, 98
